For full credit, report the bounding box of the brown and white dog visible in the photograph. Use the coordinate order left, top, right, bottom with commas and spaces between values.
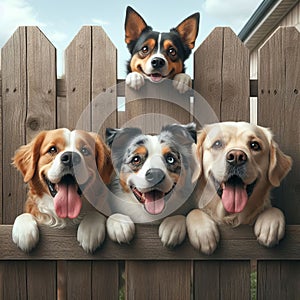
187, 122, 292, 255
105, 124, 200, 247
12, 129, 113, 252
125, 6, 199, 93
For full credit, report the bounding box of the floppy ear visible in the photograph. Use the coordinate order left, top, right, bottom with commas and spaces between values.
268, 140, 292, 187
106, 127, 143, 171
175, 12, 200, 50
12, 131, 46, 183
125, 6, 150, 45
93, 134, 114, 185
180, 122, 197, 143
161, 122, 197, 145
196, 129, 207, 178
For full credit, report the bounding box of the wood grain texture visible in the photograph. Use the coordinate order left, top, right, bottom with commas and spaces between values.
123, 80, 191, 133
65, 26, 92, 131
0, 261, 27, 300
257, 261, 300, 300
65, 261, 92, 300
1, 27, 27, 224
92, 261, 119, 299
91, 26, 117, 135
0, 225, 299, 260
258, 27, 300, 224
194, 27, 250, 123
126, 261, 191, 300
26, 26, 56, 139
27, 261, 57, 300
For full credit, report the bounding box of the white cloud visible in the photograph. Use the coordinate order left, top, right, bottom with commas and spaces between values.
202, 0, 262, 31
0, 0, 45, 45
47, 31, 68, 44
91, 18, 109, 26
0, 0, 67, 47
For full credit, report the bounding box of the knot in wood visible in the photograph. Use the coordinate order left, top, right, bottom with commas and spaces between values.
27, 117, 40, 131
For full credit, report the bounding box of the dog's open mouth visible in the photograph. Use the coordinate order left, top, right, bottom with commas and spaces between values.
138, 66, 174, 83
150, 73, 164, 82
212, 175, 257, 213
131, 186, 174, 215
45, 174, 82, 219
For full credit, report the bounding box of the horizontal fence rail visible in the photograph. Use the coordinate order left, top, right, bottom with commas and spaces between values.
0, 25, 299, 299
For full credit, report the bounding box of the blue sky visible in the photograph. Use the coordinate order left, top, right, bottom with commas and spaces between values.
0, 0, 262, 77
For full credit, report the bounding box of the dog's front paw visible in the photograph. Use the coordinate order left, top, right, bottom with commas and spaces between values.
126, 72, 145, 90
173, 73, 191, 94
106, 213, 135, 244
159, 215, 186, 247
186, 209, 220, 255
77, 212, 106, 253
12, 213, 39, 252
254, 207, 285, 247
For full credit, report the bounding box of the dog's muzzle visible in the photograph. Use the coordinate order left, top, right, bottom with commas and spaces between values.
130, 168, 175, 215
211, 150, 257, 214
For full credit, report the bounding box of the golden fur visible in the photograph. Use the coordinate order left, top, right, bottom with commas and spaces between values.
187, 122, 292, 255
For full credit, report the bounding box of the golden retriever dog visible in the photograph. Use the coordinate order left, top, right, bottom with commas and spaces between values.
187, 122, 292, 255
12, 129, 113, 252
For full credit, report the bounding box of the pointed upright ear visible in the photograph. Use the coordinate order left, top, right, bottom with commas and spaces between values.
93, 134, 114, 184
175, 12, 200, 50
12, 131, 46, 183
268, 140, 292, 187
125, 6, 149, 45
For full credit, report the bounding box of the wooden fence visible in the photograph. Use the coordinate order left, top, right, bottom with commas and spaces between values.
0, 25, 299, 299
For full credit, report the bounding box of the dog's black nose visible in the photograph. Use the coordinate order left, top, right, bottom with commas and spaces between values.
61, 151, 81, 167
145, 168, 165, 185
226, 150, 247, 166
151, 57, 165, 69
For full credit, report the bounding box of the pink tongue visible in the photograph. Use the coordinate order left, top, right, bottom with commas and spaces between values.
144, 191, 165, 215
150, 74, 163, 82
221, 184, 248, 213
54, 181, 82, 219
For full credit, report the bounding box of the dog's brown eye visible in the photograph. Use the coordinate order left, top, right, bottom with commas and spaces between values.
168, 47, 177, 57
250, 141, 261, 151
131, 155, 142, 166
141, 46, 149, 54
81, 146, 90, 156
212, 140, 223, 149
48, 146, 57, 155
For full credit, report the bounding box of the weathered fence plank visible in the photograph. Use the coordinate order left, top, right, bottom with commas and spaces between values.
91, 26, 117, 135
258, 27, 300, 224
0, 261, 27, 300
0, 225, 299, 260
1, 27, 27, 224
65, 26, 92, 131
194, 27, 250, 122
1, 28, 57, 298
257, 261, 300, 300
123, 80, 191, 133
26, 26, 57, 138
194, 261, 251, 299
92, 261, 120, 299
27, 261, 57, 299
126, 261, 191, 299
